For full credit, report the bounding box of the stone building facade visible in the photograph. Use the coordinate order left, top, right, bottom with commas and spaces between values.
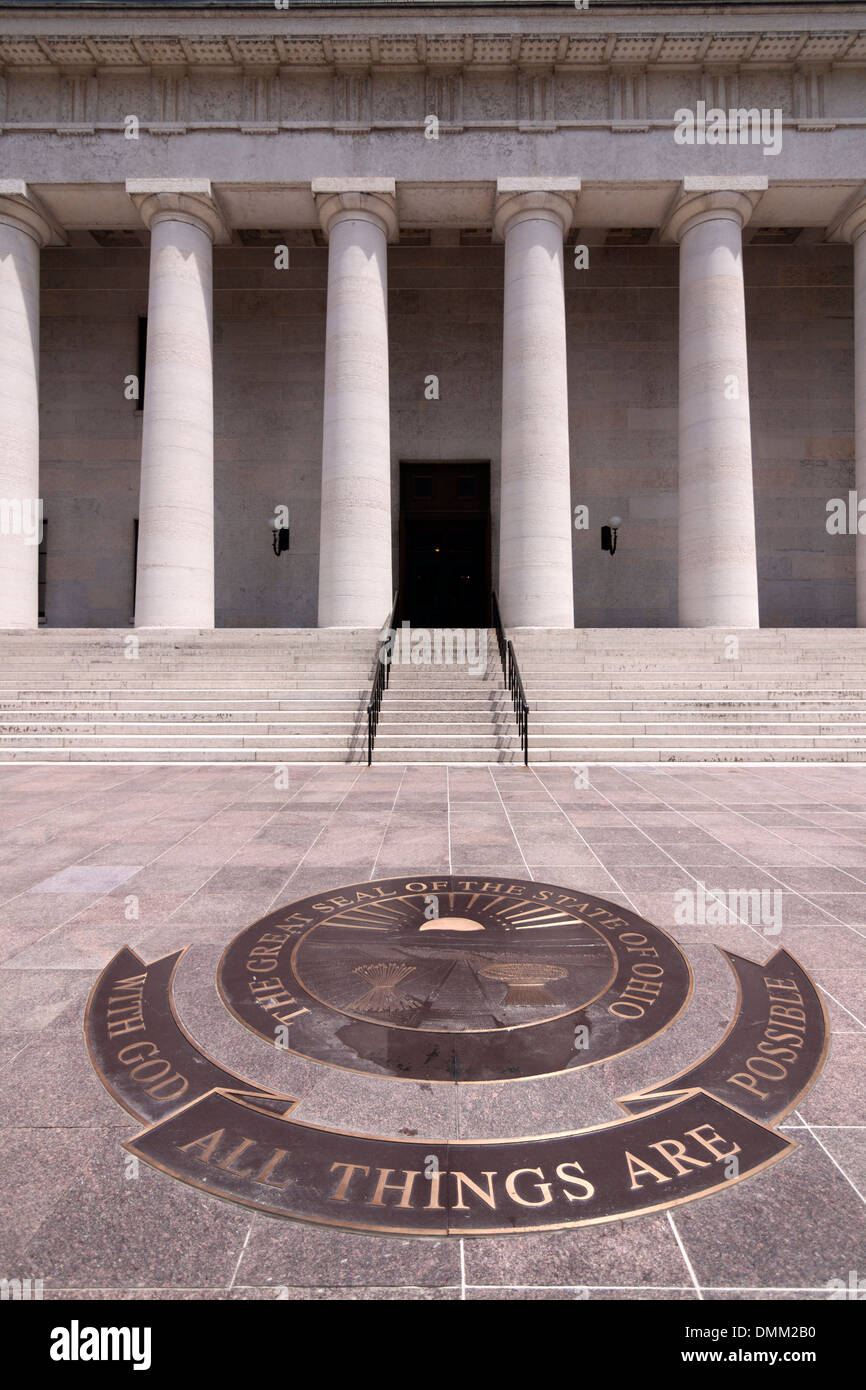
0, 0, 864, 630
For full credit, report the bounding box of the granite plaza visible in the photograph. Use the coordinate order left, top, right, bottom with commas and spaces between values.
0, 0, 864, 1315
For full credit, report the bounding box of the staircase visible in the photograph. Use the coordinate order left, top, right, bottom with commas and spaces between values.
370, 629, 523, 762
1, 627, 866, 765
0, 629, 377, 763
509, 628, 866, 762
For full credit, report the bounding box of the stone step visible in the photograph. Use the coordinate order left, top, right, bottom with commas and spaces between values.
3, 748, 866, 764
0, 733, 364, 745
388, 721, 866, 737
2, 628, 865, 766
515, 667, 866, 678
5, 693, 864, 707
527, 697, 866, 707
3, 710, 864, 728
2, 743, 865, 763
365, 747, 866, 763
528, 716, 866, 729
0, 721, 364, 734
0, 714, 509, 730
0, 727, 804, 752
512, 684, 866, 694
373, 731, 866, 747
0, 686, 372, 696
0, 749, 360, 763
5, 718, 865, 737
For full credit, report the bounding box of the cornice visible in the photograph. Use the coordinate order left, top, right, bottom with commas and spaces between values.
0, 27, 864, 72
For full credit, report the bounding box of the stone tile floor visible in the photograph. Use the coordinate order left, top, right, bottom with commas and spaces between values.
0, 761, 863, 1301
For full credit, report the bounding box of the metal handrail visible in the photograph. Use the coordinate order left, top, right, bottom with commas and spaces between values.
507, 639, 529, 766
366, 590, 398, 766
491, 590, 508, 686
492, 591, 529, 766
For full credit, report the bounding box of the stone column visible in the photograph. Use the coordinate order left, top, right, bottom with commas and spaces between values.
0, 183, 54, 628
313, 179, 397, 629
838, 200, 866, 625
664, 177, 766, 628
494, 178, 580, 629
127, 180, 228, 628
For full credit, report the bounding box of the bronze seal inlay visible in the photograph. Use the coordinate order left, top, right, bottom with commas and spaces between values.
82, 874, 829, 1239
217, 876, 693, 1081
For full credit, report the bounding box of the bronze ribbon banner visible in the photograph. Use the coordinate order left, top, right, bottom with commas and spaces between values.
123, 1085, 793, 1236
84, 946, 291, 1124
620, 948, 829, 1125
83, 942, 825, 1236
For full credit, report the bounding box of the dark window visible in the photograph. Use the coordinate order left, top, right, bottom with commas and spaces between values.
131, 518, 139, 616
38, 519, 47, 624
137, 317, 147, 411
457, 473, 476, 500
413, 474, 433, 500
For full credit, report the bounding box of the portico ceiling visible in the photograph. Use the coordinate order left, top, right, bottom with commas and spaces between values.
27, 177, 866, 239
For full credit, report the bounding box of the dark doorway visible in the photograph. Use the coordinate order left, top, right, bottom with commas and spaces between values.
398, 462, 491, 627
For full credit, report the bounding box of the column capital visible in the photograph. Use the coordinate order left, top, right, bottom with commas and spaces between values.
831, 187, 866, 243
661, 176, 767, 244
312, 179, 398, 242
0, 181, 63, 246
493, 178, 580, 241
126, 179, 231, 244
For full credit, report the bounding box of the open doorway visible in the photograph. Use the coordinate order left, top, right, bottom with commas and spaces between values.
398, 462, 491, 627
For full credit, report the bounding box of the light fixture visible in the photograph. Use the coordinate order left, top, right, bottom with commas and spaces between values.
271, 517, 290, 556
601, 515, 622, 556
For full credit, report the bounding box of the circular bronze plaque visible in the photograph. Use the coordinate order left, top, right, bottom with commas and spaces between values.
218, 875, 692, 1082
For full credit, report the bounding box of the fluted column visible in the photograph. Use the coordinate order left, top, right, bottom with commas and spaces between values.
494, 178, 579, 628
838, 200, 866, 625
0, 183, 54, 628
665, 177, 766, 628
313, 179, 397, 628
127, 179, 228, 628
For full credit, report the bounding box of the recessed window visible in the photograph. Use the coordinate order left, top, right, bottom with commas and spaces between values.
749, 227, 804, 245
89, 229, 142, 249
38, 519, 47, 625
457, 474, 476, 499
131, 518, 139, 619
604, 228, 653, 246
414, 474, 433, 499
237, 229, 289, 247
137, 317, 147, 412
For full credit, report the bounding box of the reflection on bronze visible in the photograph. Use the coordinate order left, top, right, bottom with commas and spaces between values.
217, 875, 693, 1081
349, 962, 418, 1016
478, 962, 567, 1006
82, 877, 828, 1238
419, 917, 484, 932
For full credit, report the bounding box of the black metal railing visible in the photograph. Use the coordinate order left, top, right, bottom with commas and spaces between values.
492, 591, 529, 766
492, 590, 508, 684
366, 590, 398, 766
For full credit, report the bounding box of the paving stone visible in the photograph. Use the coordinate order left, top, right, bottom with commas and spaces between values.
0, 763, 862, 1299
235, 1213, 460, 1289
30, 865, 144, 894
671, 1136, 866, 1293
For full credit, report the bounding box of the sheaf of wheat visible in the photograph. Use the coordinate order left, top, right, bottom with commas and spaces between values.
349, 960, 418, 1015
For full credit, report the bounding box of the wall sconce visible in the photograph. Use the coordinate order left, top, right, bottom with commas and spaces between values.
601, 516, 622, 556
271, 517, 290, 556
